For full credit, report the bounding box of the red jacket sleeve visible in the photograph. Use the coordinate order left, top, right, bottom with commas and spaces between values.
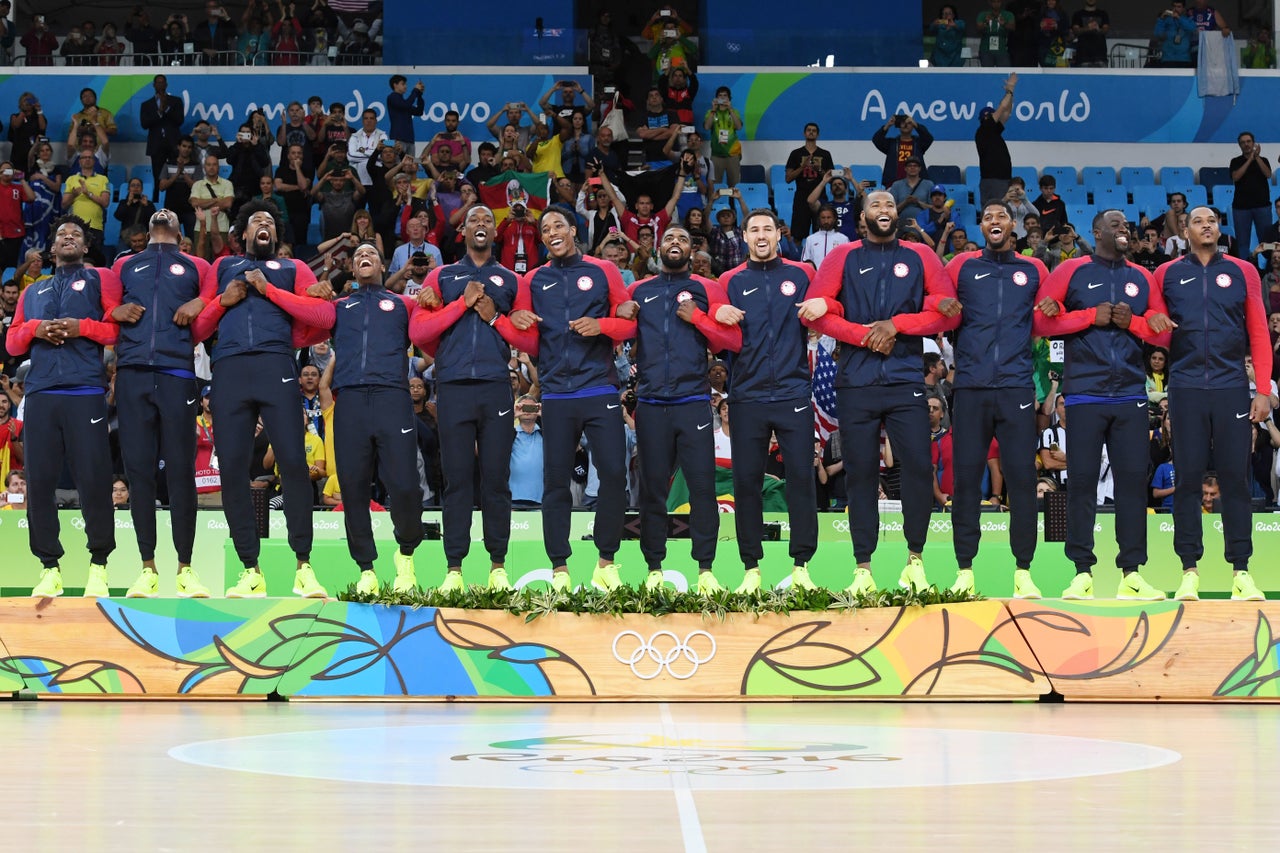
264, 282, 337, 329
4, 287, 39, 356
1239, 257, 1274, 395
190, 256, 227, 343
1032, 257, 1096, 337
291, 259, 319, 295
690, 276, 743, 353
491, 271, 540, 357
891, 244, 956, 336
594, 256, 638, 342
801, 243, 870, 346
76, 267, 120, 346
409, 268, 470, 347
190, 255, 217, 303
1125, 264, 1172, 350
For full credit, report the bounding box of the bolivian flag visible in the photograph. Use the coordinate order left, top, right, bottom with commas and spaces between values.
479, 170, 551, 225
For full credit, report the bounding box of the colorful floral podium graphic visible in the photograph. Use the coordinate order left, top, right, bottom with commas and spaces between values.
1003, 600, 1280, 700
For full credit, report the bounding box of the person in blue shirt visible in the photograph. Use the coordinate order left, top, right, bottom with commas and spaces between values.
1155, 2, 1197, 68
930, 5, 967, 67
386, 74, 425, 148
510, 395, 544, 505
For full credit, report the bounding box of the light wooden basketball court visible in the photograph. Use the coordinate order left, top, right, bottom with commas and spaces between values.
2, 701, 1273, 851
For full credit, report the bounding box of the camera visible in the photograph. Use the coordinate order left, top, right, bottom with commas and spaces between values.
237, 131, 252, 142
663, 27, 678, 38
519, 403, 540, 413
1, 169, 12, 178
894, 114, 908, 127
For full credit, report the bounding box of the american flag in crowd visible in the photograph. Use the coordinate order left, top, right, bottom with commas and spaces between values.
808, 342, 839, 447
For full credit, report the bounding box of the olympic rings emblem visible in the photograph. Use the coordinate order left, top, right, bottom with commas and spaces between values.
831, 520, 851, 533
612, 630, 716, 680
928, 520, 952, 533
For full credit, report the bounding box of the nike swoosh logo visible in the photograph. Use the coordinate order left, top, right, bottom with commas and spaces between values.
401, 427, 414, 433
794, 405, 808, 412
606, 404, 620, 410
186, 398, 197, 405
90, 417, 104, 424
38, 287, 52, 294
344, 301, 359, 309
913, 392, 923, 397
281, 377, 294, 383
1020, 402, 1033, 410
859, 267, 874, 274
974, 273, 991, 280
697, 423, 711, 430
1137, 402, 1147, 409
1179, 277, 1196, 285
542, 283, 557, 290
644, 294, 660, 303
498, 409, 512, 417
1236, 412, 1249, 419
134, 264, 151, 272
1087, 283, 1105, 289
743, 288, 759, 295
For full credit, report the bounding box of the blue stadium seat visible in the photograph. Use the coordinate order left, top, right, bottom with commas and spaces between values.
1212, 185, 1235, 209
848, 164, 880, 188
1271, 185, 1280, 203
1200, 166, 1232, 188
1134, 186, 1173, 219
1012, 166, 1038, 190
106, 164, 127, 187
950, 203, 978, 229
1169, 185, 1208, 208
737, 182, 769, 211
964, 165, 982, 186
0, 267, 15, 285
1119, 166, 1156, 187
1160, 166, 1194, 187
769, 164, 786, 186
943, 184, 970, 205
1058, 185, 1088, 206
772, 180, 796, 215
128, 163, 153, 182
103, 215, 122, 250
1065, 204, 1096, 229
1083, 178, 1116, 201
928, 164, 962, 185
739, 164, 766, 184
218, 163, 232, 180
1080, 166, 1116, 186
1041, 166, 1077, 187
1093, 186, 1129, 212
306, 221, 323, 247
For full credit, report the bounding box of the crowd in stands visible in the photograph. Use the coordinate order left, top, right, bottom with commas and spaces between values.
0, 4, 1278, 528
1, 1, 382, 67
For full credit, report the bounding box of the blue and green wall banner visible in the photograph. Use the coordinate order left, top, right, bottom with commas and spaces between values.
0, 69, 1263, 153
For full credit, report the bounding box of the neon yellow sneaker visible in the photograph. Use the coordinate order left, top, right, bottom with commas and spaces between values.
899, 555, 928, 593
392, 552, 417, 593
591, 563, 621, 592
550, 571, 572, 593
735, 568, 762, 595
176, 567, 211, 598
292, 562, 328, 599
438, 570, 465, 594
355, 570, 380, 596
1061, 573, 1094, 600
488, 567, 513, 591
1232, 571, 1266, 602
644, 570, 665, 591
846, 567, 877, 597
1116, 571, 1165, 601
125, 568, 159, 599
84, 563, 111, 598
790, 565, 817, 591
1173, 572, 1200, 601
31, 567, 63, 599
949, 569, 975, 596
1013, 568, 1042, 600
696, 572, 724, 595
226, 569, 267, 598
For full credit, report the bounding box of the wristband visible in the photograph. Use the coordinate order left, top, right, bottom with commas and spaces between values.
488, 313, 500, 327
